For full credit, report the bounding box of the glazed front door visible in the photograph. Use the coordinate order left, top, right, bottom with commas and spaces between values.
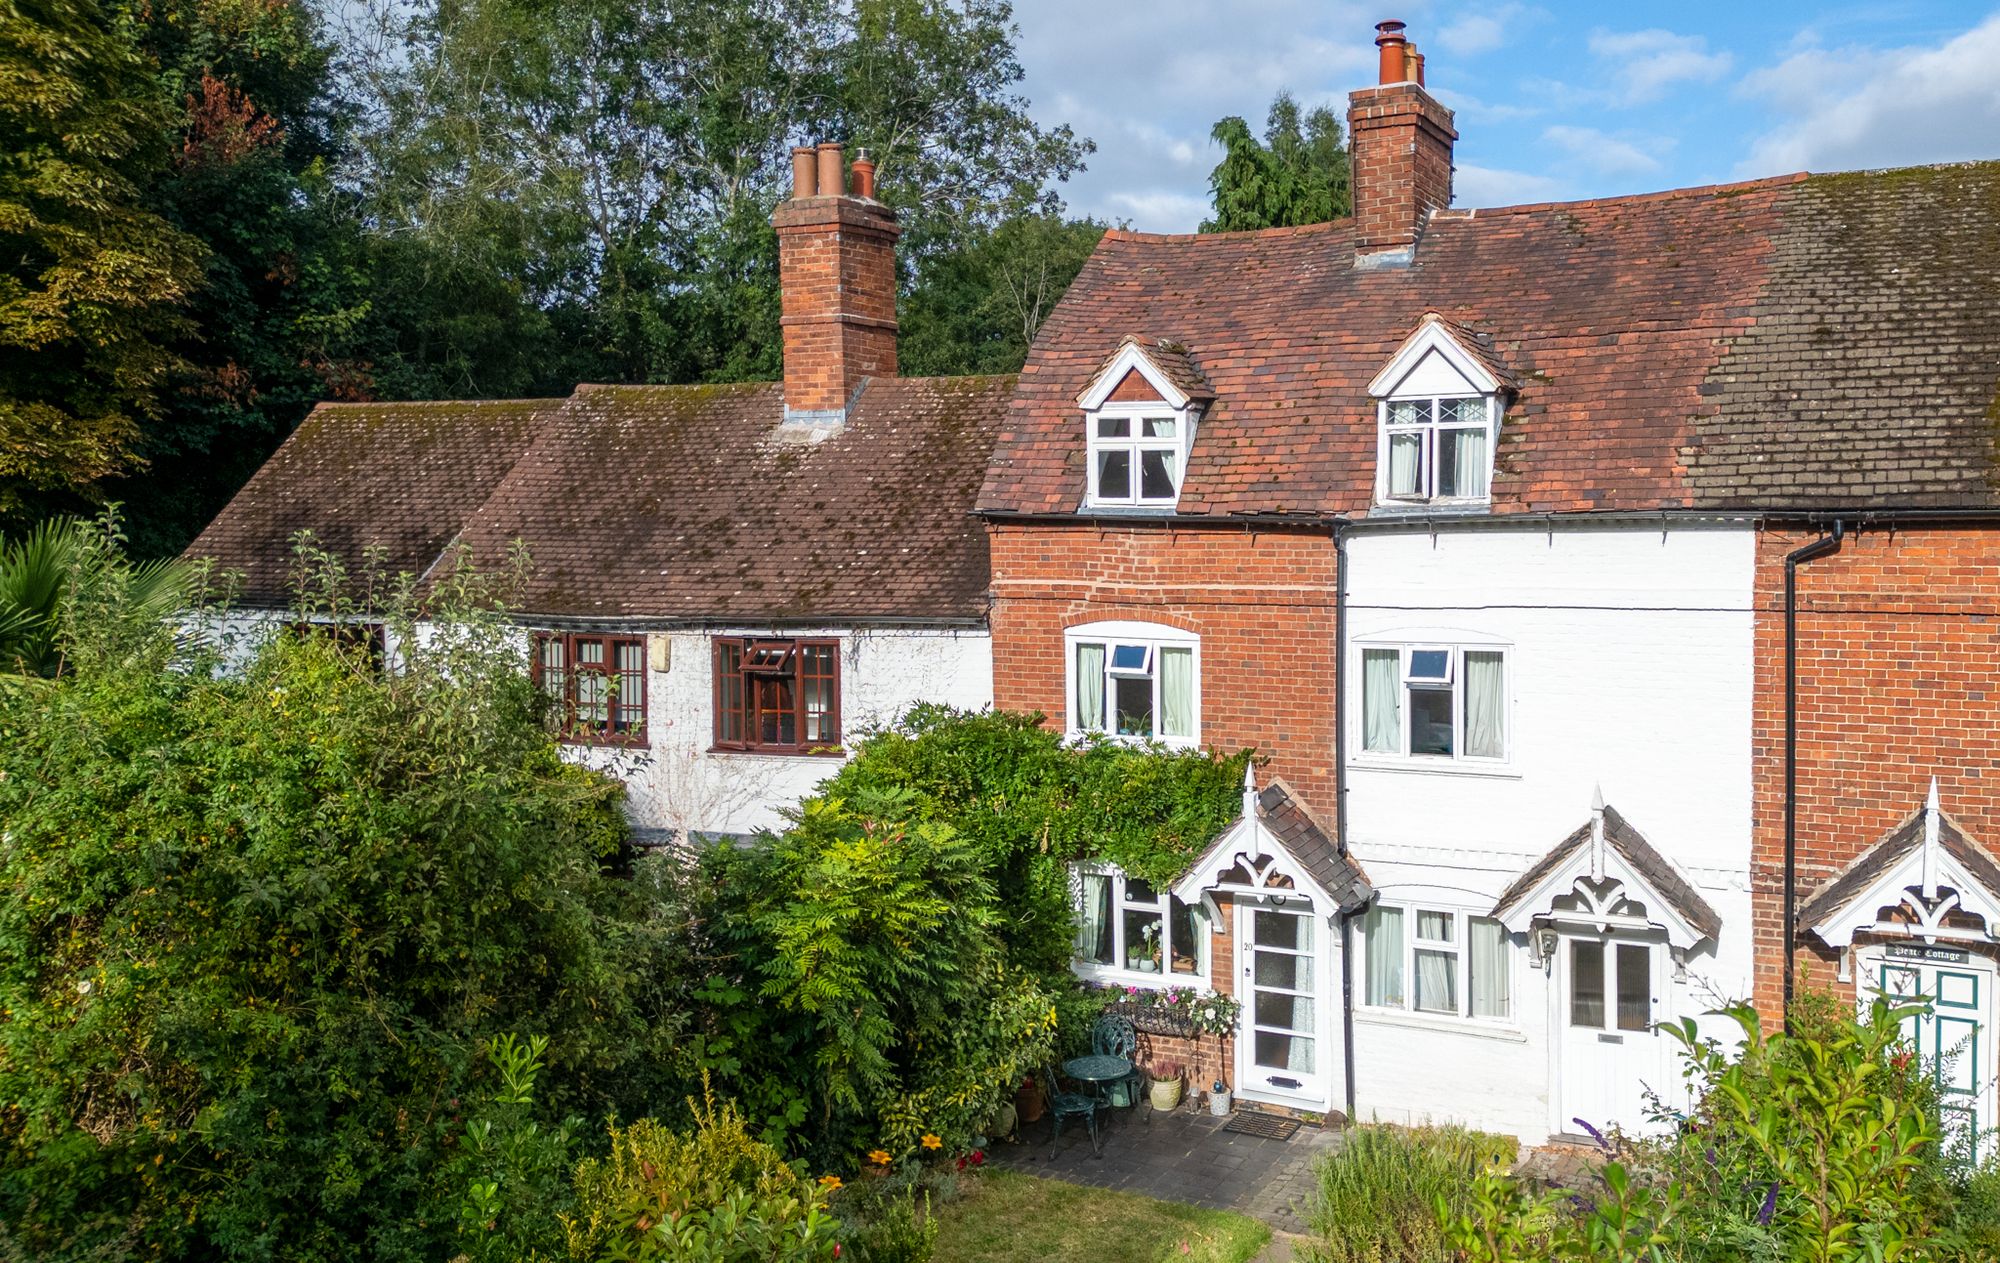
1235, 901, 1327, 1107
1874, 950, 1996, 1164
1557, 933, 1667, 1137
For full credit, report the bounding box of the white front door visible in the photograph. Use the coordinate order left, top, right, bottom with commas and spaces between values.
1235, 900, 1328, 1107
1869, 947, 1997, 1164
1556, 931, 1669, 1137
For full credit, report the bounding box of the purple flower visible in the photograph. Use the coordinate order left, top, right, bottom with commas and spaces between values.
1704, 1145, 1718, 1167
1757, 1182, 1778, 1226
1572, 1118, 1612, 1153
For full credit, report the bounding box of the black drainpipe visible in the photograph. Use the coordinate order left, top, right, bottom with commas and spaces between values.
1783, 519, 1845, 1029
1333, 521, 1358, 1123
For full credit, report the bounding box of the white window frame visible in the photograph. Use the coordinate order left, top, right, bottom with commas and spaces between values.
1375, 393, 1499, 507
1071, 863, 1211, 988
1354, 642, 1510, 766
1357, 900, 1517, 1027
1065, 620, 1201, 748
1086, 402, 1196, 508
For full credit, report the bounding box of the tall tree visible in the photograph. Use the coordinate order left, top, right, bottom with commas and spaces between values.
0, 0, 204, 528
343, 0, 1093, 387
1202, 91, 1351, 233
900, 212, 1106, 377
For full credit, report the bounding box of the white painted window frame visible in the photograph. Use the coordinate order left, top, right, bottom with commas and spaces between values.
1065, 620, 1201, 748
1374, 393, 1500, 508
1071, 862, 1212, 990
1357, 899, 1519, 1028
1354, 641, 1511, 768
1085, 401, 1196, 508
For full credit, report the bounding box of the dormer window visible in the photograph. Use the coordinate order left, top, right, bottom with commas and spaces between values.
1368, 314, 1513, 510
1076, 335, 1213, 511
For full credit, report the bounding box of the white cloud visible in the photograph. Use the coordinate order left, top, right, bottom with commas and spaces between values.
1736, 13, 2000, 176
1102, 189, 1215, 232
1454, 164, 1569, 208
1436, 4, 1545, 57
1586, 28, 1733, 105
1542, 124, 1667, 176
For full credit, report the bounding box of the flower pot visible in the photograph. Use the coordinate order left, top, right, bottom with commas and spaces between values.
1133, 958, 1157, 973
1149, 1077, 1184, 1111
1016, 1076, 1045, 1124
1108, 1079, 1134, 1108
1209, 1088, 1232, 1116
988, 1100, 1018, 1142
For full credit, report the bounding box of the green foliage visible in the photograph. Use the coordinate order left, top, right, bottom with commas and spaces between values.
0, 511, 191, 677
835, 1180, 940, 1263
0, 536, 676, 1261
0, 0, 205, 523
1202, 92, 1351, 233
559, 1086, 839, 1263
1440, 999, 1957, 1263
899, 212, 1106, 376
448, 1034, 582, 1263
697, 787, 1058, 1164
1297, 1124, 1517, 1263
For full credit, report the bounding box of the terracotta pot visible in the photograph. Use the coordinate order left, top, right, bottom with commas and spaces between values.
1016, 1076, 1046, 1124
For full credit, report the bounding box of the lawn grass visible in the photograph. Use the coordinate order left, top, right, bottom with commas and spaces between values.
931, 1169, 1272, 1263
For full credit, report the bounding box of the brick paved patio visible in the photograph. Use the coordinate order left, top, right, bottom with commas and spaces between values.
987, 1104, 1342, 1237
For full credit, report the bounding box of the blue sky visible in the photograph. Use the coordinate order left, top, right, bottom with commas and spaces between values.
1007, 1, 2000, 231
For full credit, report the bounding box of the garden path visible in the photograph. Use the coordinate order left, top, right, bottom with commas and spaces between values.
986, 1103, 1342, 1237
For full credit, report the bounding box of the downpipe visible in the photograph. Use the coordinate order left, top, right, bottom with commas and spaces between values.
1783, 520, 1845, 1030
1334, 523, 1358, 1123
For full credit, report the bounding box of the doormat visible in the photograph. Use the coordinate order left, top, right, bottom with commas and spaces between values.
1222, 1112, 1301, 1141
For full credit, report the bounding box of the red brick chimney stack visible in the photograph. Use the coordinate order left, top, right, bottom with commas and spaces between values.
772, 140, 900, 424
1348, 19, 1457, 262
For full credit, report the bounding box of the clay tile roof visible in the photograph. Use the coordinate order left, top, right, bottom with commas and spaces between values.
1255, 778, 1372, 910
1411, 311, 1517, 392
1798, 806, 2000, 927
1491, 804, 1722, 942
190, 375, 1015, 623
1120, 334, 1216, 402
185, 398, 559, 605
980, 162, 2000, 517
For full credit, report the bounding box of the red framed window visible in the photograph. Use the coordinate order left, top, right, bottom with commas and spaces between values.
532, 632, 647, 744
713, 637, 841, 754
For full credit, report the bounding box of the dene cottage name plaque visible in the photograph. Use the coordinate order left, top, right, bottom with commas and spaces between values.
1885, 943, 1970, 965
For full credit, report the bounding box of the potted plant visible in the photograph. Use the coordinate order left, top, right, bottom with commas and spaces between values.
1148, 1060, 1185, 1111
1131, 922, 1161, 973
1015, 1073, 1045, 1124
1209, 1077, 1233, 1116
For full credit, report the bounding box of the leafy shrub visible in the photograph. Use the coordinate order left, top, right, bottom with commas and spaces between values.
835, 1181, 940, 1263
558, 1086, 838, 1262
1443, 999, 1946, 1262
0, 542, 677, 1261
446, 1034, 581, 1263
1298, 1124, 1517, 1263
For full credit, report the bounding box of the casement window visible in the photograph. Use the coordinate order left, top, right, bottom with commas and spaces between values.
712, 637, 841, 754
1066, 622, 1198, 745
1073, 866, 1207, 983
1358, 644, 1506, 762
1087, 408, 1192, 507
1379, 396, 1495, 505
534, 632, 646, 744
1359, 902, 1514, 1022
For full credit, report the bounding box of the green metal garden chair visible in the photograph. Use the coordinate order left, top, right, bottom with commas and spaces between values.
1042, 1063, 1102, 1159
1090, 1014, 1147, 1117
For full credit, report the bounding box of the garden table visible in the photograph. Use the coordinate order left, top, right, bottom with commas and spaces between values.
1062, 1053, 1137, 1109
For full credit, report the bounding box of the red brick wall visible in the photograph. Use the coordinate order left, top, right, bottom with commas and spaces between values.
1347, 84, 1456, 252
1106, 369, 1165, 403
988, 522, 1341, 816
1751, 525, 2000, 1017
773, 196, 900, 413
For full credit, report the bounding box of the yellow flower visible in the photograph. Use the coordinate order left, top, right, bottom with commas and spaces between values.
868, 1149, 893, 1167
920, 1134, 943, 1151
818, 1174, 843, 1191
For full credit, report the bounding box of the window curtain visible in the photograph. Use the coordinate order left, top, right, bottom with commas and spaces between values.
1470, 917, 1511, 1019
1160, 646, 1194, 737
1076, 872, 1113, 965
1362, 905, 1404, 1006
1465, 651, 1505, 758
1075, 643, 1105, 731
1362, 649, 1402, 753
1388, 431, 1422, 496
1452, 426, 1490, 498
1414, 947, 1457, 1014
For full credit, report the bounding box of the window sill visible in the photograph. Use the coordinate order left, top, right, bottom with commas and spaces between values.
706, 745, 848, 759
1367, 500, 1493, 518
1072, 963, 1210, 991
1355, 1007, 1526, 1043
1350, 756, 1520, 780
1065, 730, 1200, 752
559, 733, 649, 750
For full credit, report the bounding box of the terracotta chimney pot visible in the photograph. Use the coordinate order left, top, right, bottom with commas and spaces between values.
1375, 19, 1409, 84
851, 149, 877, 201
790, 146, 817, 200
815, 142, 845, 198
1411, 48, 1425, 87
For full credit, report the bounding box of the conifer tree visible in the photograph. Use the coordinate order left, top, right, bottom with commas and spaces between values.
1202, 91, 1351, 232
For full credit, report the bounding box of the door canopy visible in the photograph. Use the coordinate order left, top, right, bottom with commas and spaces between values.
1171, 764, 1372, 914
1492, 788, 1722, 952
1803, 778, 2000, 949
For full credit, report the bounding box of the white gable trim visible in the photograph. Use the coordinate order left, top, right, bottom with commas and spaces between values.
1495, 797, 1712, 951
1809, 784, 2000, 949
1172, 768, 1340, 914
1077, 341, 1194, 411
1367, 315, 1504, 399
